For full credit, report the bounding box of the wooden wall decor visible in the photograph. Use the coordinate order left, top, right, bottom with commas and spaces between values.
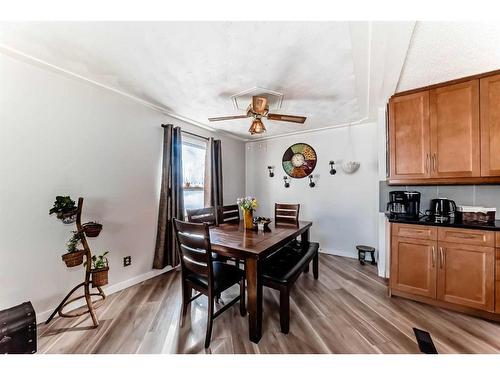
282, 143, 317, 178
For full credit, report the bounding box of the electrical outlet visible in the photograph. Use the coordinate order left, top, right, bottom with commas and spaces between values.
123, 256, 131, 267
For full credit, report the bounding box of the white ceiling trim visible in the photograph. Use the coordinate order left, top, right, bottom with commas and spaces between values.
0, 43, 248, 142
245, 116, 371, 143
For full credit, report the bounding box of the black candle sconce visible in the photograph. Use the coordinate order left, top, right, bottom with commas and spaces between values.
308, 175, 316, 188
329, 160, 337, 175
283, 176, 290, 188
268, 166, 275, 177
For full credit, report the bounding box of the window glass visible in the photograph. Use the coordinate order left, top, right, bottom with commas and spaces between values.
182, 139, 206, 211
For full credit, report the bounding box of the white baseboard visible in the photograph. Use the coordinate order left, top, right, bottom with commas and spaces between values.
319, 249, 357, 260
37, 266, 173, 323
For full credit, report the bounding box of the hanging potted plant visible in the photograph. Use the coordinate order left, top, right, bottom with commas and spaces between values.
82, 221, 103, 237
49, 196, 78, 224
61, 231, 85, 267
87, 251, 109, 288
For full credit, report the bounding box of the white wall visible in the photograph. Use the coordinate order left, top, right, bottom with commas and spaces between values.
0, 53, 246, 318
245, 123, 379, 258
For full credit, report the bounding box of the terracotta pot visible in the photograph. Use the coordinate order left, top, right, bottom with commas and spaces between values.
61, 250, 85, 267
82, 223, 102, 237
242, 209, 254, 230
91, 267, 109, 287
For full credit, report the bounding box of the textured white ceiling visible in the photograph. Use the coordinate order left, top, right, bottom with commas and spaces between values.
0, 22, 415, 140
398, 21, 500, 92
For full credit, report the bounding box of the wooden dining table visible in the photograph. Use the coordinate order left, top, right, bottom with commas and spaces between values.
209, 220, 312, 343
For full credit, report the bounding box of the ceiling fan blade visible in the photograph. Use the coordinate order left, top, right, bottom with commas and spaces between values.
267, 113, 307, 124
252, 96, 268, 115
208, 115, 249, 122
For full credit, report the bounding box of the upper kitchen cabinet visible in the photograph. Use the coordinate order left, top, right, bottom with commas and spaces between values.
480, 73, 500, 177
388, 70, 500, 185
429, 79, 480, 178
389, 91, 430, 180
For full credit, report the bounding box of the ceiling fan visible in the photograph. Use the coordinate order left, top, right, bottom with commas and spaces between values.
208, 96, 307, 135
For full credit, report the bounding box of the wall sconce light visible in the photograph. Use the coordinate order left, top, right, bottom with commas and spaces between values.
283, 176, 290, 188
308, 175, 316, 188
268, 166, 275, 177
329, 160, 337, 175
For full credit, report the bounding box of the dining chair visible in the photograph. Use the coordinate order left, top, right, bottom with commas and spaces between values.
218, 204, 240, 224
186, 207, 217, 226
274, 203, 300, 225
173, 219, 246, 348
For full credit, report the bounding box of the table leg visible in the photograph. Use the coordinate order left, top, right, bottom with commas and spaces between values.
301, 228, 310, 272
246, 257, 262, 343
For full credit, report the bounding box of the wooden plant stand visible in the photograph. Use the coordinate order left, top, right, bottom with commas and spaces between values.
45, 197, 106, 328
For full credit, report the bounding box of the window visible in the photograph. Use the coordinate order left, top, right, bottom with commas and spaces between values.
182, 138, 206, 211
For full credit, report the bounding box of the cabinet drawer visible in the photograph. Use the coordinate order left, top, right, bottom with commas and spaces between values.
438, 228, 494, 247
496, 232, 500, 247
392, 223, 437, 240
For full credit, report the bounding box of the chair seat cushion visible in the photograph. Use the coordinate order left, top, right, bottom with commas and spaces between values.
262, 242, 319, 285
186, 261, 244, 293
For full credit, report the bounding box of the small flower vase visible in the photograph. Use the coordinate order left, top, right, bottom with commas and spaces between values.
243, 209, 254, 229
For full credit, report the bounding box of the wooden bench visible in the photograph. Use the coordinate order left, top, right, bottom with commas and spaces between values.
262, 241, 319, 333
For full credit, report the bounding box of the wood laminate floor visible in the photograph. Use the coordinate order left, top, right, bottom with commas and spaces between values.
38, 254, 500, 354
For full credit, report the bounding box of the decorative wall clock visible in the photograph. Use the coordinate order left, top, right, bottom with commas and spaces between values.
282, 143, 317, 178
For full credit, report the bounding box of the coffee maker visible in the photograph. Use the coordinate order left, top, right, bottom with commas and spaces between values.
387, 191, 421, 219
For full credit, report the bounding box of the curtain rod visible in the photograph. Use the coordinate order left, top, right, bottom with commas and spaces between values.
161, 124, 209, 141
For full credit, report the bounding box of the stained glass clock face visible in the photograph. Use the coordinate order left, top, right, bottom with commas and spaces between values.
282, 143, 317, 178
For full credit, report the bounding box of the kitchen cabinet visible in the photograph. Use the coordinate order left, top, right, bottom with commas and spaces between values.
480, 73, 500, 177
429, 80, 480, 178
436, 242, 494, 312
388, 91, 430, 180
388, 69, 500, 184
390, 236, 437, 298
390, 223, 498, 317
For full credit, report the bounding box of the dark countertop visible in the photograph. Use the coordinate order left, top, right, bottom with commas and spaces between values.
387, 215, 500, 231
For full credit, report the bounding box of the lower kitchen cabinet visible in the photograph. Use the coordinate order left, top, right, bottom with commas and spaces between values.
390, 236, 437, 299
437, 242, 494, 312
390, 223, 498, 316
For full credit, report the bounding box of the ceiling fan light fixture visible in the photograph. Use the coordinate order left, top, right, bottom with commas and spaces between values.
249, 118, 266, 135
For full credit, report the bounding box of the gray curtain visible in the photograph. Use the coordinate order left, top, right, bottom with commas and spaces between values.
204, 138, 223, 222
153, 124, 184, 269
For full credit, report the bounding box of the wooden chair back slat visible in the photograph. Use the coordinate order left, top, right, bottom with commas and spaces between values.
173, 219, 212, 277
219, 204, 240, 224
187, 207, 217, 226
275, 203, 300, 226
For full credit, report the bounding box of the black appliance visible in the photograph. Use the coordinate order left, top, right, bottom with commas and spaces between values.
428, 198, 457, 221
387, 191, 421, 219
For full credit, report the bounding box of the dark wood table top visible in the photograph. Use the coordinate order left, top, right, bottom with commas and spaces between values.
209, 220, 312, 259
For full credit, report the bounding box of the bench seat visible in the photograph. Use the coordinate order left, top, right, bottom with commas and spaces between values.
262, 241, 319, 333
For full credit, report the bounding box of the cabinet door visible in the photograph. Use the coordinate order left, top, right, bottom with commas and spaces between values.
437, 242, 494, 312
480, 74, 500, 176
496, 249, 500, 314
390, 236, 437, 298
430, 80, 480, 178
389, 91, 431, 180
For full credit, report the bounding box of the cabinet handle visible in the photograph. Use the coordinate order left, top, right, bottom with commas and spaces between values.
439, 247, 444, 269
425, 154, 430, 173
432, 154, 437, 172
431, 246, 436, 268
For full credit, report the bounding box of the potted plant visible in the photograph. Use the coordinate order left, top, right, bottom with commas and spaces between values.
82, 221, 103, 237
61, 231, 85, 267
87, 251, 109, 288
49, 196, 78, 224
237, 196, 258, 229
